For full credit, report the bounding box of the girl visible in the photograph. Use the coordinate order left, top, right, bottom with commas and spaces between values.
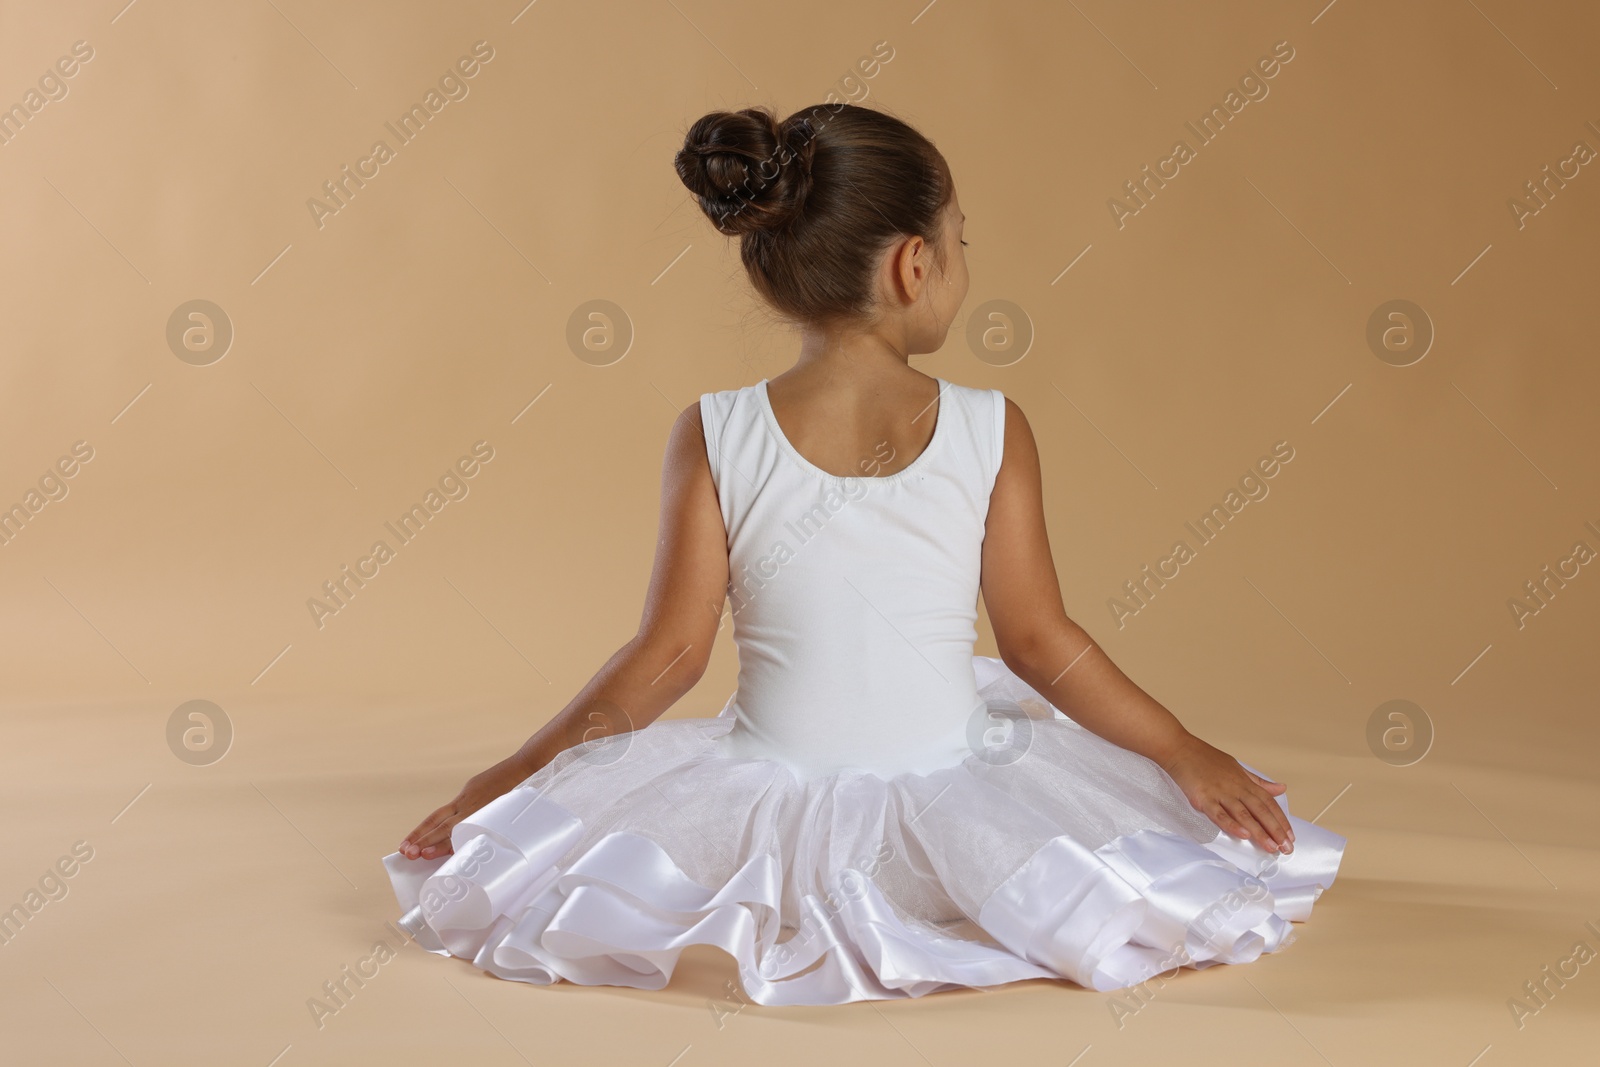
385, 103, 1344, 1005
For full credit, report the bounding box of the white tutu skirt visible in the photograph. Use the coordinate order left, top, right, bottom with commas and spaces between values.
382, 656, 1346, 1005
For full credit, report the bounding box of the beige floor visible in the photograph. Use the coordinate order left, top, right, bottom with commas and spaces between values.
5, 0, 1600, 1061
4, 685, 1597, 1067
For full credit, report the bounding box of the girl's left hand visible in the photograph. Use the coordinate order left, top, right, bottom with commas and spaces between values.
397, 756, 532, 861
1159, 735, 1295, 854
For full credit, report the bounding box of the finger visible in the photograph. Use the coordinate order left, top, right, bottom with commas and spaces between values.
1258, 787, 1295, 848
416, 821, 456, 852
1243, 776, 1295, 844
1207, 802, 1253, 844
413, 817, 459, 856
404, 803, 454, 842
1220, 798, 1278, 853
1239, 790, 1293, 853
400, 804, 457, 857
418, 838, 455, 859
1239, 772, 1294, 845
1245, 769, 1287, 795
401, 809, 451, 850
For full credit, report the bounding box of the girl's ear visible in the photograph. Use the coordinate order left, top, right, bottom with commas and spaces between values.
892, 233, 933, 304
884, 235, 914, 303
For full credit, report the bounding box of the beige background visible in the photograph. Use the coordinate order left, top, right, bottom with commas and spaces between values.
3, 0, 1598, 1063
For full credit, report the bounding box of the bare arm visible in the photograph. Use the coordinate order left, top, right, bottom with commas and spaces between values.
499, 400, 729, 774
978, 396, 1294, 854
400, 401, 729, 858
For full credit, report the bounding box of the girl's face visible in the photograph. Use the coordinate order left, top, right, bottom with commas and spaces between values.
912, 189, 969, 354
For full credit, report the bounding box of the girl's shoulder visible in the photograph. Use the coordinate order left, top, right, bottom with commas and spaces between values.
941, 380, 1008, 488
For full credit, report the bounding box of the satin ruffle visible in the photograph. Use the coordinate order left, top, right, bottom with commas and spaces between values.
382, 657, 1345, 1005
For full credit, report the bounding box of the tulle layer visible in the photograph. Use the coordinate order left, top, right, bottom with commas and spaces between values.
381, 657, 1345, 1005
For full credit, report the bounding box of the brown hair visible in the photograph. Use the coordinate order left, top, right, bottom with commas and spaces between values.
674, 103, 953, 327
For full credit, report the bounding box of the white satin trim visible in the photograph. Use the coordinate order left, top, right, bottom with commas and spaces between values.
382, 770, 1343, 1005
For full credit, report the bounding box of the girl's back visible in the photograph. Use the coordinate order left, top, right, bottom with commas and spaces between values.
385, 102, 1345, 1007
702, 375, 1002, 780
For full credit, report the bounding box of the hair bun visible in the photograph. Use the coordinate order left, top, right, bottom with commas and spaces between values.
675, 106, 817, 237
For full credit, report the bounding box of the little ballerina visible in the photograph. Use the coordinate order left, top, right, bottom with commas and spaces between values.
384, 102, 1345, 1006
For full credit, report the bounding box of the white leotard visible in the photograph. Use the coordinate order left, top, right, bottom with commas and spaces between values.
699, 377, 1006, 781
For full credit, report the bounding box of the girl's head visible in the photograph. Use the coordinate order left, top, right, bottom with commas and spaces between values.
674, 104, 966, 354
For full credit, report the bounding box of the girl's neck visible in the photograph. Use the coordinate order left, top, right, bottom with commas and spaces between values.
788, 324, 918, 384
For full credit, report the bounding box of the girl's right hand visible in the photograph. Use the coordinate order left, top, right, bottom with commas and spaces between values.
1159, 735, 1295, 854
397, 757, 533, 860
